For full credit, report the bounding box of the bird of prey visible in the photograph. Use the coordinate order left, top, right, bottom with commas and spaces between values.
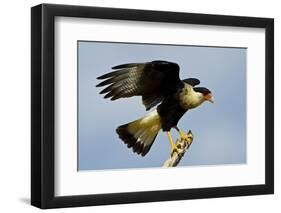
96, 60, 213, 156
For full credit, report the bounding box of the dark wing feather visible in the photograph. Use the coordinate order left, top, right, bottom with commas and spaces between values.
96, 60, 181, 110
182, 78, 200, 87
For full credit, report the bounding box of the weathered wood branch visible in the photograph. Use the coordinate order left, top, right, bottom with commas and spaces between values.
162, 130, 194, 167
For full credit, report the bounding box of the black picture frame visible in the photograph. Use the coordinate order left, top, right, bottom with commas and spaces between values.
31, 3, 274, 209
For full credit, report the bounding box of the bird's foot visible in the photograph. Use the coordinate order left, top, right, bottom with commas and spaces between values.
179, 130, 188, 140
179, 130, 193, 145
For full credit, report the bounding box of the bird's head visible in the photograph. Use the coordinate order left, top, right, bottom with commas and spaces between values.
193, 87, 214, 103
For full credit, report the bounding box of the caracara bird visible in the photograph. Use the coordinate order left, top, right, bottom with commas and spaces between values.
96, 60, 213, 156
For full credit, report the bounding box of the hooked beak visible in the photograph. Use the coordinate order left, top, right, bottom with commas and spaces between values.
208, 96, 214, 103
205, 93, 214, 103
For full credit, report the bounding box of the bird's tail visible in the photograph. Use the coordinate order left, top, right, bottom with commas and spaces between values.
116, 110, 162, 156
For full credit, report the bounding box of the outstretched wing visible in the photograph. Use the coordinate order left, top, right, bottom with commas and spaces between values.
96, 60, 181, 110
183, 78, 200, 87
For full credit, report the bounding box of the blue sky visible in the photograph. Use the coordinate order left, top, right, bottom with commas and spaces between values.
78, 41, 246, 171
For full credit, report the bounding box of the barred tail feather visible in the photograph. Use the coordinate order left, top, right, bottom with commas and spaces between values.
116, 110, 161, 156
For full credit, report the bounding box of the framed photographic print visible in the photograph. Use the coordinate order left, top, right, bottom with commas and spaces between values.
31, 3, 274, 209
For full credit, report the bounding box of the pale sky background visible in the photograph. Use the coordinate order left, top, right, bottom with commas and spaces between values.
78, 41, 246, 171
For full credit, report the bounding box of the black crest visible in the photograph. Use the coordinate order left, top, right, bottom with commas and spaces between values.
194, 87, 211, 95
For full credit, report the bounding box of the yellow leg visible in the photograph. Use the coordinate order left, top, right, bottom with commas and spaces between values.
174, 126, 187, 139
167, 131, 179, 155
167, 131, 174, 148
